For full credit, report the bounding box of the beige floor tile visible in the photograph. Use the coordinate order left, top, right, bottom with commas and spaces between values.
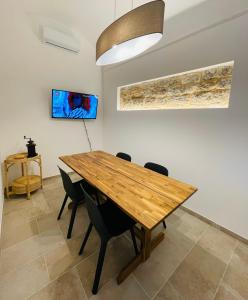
214, 283, 244, 300
37, 227, 65, 254
0, 237, 44, 276
58, 205, 90, 238
66, 227, 100, 257
0, 257, 49, 300
29, 268, 87, 300
45, 228, 100, 280
154, 281, 184, 300
169, 245, 226, 300
134, 263, 166, 299
198, 226, 238, 264
148, 222, 167, 238
45, 242, 81, 281
37, 212, 61, 234
0, 219, 39, 249
165, 209, 186, 226
124, 230, 142, 250
222, 242, 248, 299
76, 236, 134, 298
0, 228, 64, 276
2, 208, 36, 230
43, 176, 63, 190
174, 207, 185, 216
151, 206, 185, 237
44, 186, 65, 209
31, 192, 53, 217
166, 209, 185, 227
134, 226, 195, 298
1, 176, 245, 300
44, 187, 66, 212
3, 196, 33, 215
89, 275, 149, 300
171, 212, 209, 242
3, 192, 52, 230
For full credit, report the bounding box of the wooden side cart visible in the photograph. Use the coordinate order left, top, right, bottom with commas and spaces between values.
4, 152, 43, 200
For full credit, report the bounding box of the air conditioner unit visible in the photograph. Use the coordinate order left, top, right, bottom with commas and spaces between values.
42, 26, 80, 53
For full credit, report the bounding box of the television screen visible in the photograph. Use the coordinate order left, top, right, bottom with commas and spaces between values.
52, 89, 98, 119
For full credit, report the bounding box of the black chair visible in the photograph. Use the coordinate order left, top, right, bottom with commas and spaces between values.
144, 162, 169, 229
57, 167, 97, 239
79, 189, 138, 294
116, 152, 131, 162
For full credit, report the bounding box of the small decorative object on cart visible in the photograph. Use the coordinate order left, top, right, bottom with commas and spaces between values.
24, 136, 37, 158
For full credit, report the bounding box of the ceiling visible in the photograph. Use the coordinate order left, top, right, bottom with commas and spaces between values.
131, 0, 207, 19
24, 0, 208, 47
78, 0, 208, 45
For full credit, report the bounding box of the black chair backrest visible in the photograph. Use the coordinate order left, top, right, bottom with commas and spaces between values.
83, 189, 110, 239
116, 152, 131, 162
58, 167, 82, 202
144, 162, 169, 177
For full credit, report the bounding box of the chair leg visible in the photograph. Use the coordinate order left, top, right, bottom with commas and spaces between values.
95, 191, 101, 206
163, 220, 167, 229
92, 240, 108, 295
130, 228, 139, 255
57, 194, 68, 220
79, 223, 93, 255
67, 201, 78, 239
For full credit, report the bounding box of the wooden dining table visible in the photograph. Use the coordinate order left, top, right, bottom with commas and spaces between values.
59, 150, 197, 283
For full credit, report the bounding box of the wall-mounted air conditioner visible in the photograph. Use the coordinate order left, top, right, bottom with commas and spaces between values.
42, 26, 80, 53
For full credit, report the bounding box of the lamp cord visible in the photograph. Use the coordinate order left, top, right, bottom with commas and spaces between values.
83, 119, 92, 152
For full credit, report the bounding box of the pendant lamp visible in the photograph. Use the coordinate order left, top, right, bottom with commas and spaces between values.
96, 0, 165, 66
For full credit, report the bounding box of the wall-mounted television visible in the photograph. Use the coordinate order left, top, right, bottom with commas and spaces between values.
52, 89, 98, 119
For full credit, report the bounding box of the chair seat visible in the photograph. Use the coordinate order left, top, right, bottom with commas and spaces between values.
100, 201, 136, 236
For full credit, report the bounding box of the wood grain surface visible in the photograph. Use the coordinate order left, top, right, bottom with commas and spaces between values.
60, 151, 197, 230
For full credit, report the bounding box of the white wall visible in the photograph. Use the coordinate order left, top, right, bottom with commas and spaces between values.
0, 154, 3, 235
0, 0, 103, 179
102, 3, 248, 238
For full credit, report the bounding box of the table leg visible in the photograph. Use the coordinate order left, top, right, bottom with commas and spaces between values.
117, 254, 142, 284
141, 228, 152, 261
117, 227, 164, 284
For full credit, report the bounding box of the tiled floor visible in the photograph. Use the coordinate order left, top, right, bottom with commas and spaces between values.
0, 175, 248, 300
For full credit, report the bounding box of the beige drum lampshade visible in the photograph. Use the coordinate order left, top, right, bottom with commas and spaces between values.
96, 0, 165, 66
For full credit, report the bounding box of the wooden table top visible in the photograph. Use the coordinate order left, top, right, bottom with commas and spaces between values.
59, 151, 197, 230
